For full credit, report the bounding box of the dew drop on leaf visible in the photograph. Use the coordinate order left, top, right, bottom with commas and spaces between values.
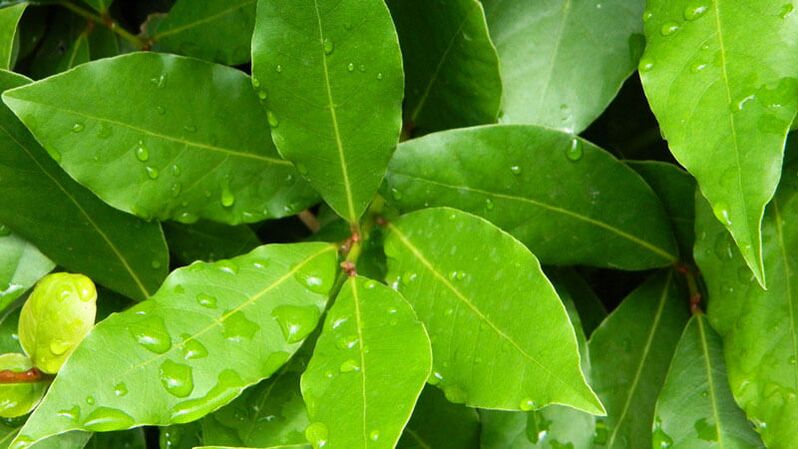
196, 293, 218, 309
519, 398, 537, 411
566, 138, 584, 161
182, 338, 208, 360
652, 416, 674, 448
510, 165, 522, 175
683, 4, 708, 20
134, 142, 149, 162
305, 422, 329, 449
369, 430, 380, 441
660, 22, 680, 36
271, 305, 320, 344
222, 311, 259, 341
159, 360, 194, 398
267, 110, 279, 128
323, 38, 334, 55
113, 383, 128, 397
339, 359, 360, 373
694, 417, 718, 441
146, 166, 159, 180
712, 202, 733, 226
71, 123, 84, 133
347, 62, 355, 72
82, 407, 134, 431
131, 316, 172, 354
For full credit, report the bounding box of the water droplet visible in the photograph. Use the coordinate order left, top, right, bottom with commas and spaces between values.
306, 422, 329, 449
160, 360, 194, 398
323, 38, 334, 55
258, 90, 267, 101
196, 293, 218, 309
171, 183, 182, 197
267, 110, 279, 128
519, 398, 537, 411
272, 305, 320, 344
376, 73, 383, 80
276, 64, 283, 73
660, 22, 680, 36
85, 395, 95, 405
113, 383, 128, 397
218, 260, 238, 275
358, 64, 366, 72
339, 359, 360, 372
223, 311, 259, 341
643, 10, 654, 21
151, 74, 167, 88
131, 316, 172, 354
652, 417, 673, 448
182, 338, 208, 360
170, 369, 243, 423
391, 187, 403, 200
298, 273, 328, 294
146, 166, 159, 180
49, 339, 71, 356
134, 142, 149, 162
10, 436, 33, 449
82, 407, 134, 432
221, 178, 235, 208
712, 202, 732, 226
369, 430, 380, 441
684, 4, 708, 20
484, 198, 495, 211
57, 405, 80, 422
347, 62, 355, 72
71, 123, 84, 133
694, 417, 718, 441
510, 165, 522, 175
156, 105, 166, 115
170, 165, 181, 177
691, 61, 707, 73
252, 77, 261, 88
639, 57, 654, 72
780, 3, 794, 18
443, 385, 467, 403
566, 138, 584, 161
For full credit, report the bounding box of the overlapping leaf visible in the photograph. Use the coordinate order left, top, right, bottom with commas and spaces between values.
396, 387, 479, 449
0, 4, 25, 70
164, 221, 260, 265
0, 229, 53, 312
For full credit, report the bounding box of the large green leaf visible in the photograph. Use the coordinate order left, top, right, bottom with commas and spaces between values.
29, 13, 92, 80
695, 166, 798, 448
251, 0, 404, 222
164, 221, 260, 265
383, 125, 678, 270
148, 0, 257, 65
396, 387, 479, 449
301, 276, 432, 449
481, 0, 645, 133
10, 242, 338, 448
385, 0, 501, 135
384, 207, 603, 414
547, 268, 606, 337
640, 0, 798, 286
2, 53, 317, 225
0, 69, 167, 302
589, 272, 690, 448
0, 4, 25, 70
653, 314, 764, 449
0, 229, 54, 312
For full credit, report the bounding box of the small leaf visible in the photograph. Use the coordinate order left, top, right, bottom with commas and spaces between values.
0, 4, 26, 70
0, 353, 46, 418
301, 276, 432, 449
0, 230, 54, 313
0, 70, 168, 302
251, 0, 404, 222
383, 125, 678, 270
19, 273, 97, 374
386, 0, 501, 134
384, 207, 603, 414
164, 221, 261, 265
10, 242, 338, 448
589, 271, 690, 449
481, 0, 645, 132
397, 387, 479, 449
653, 315, 764, 449
2, 53, 317, 225
640, 0, 798, 285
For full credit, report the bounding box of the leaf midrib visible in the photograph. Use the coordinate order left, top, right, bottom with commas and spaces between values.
350, 280, 369, 448
697, 315, 726, 449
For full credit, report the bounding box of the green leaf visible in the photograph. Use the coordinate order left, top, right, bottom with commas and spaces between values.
628, 161, 696, 258
161, 422, 202, 449
383, 125, 678, 270
653, 314, 764, 449
396, 387, 479, 449
0, 306, 22, 354
0, 229, 54, 312
29, 13, 92, 80
481, 0, 645, 132
546, 268, 606, 338
0, 4, 26, 70
87, 429, 146, 449
195, 445, 310, 449
0, 354, 46, 418
10, 242, 338, 448
695, 164, 798, 448
2, 53, 317, 225
301, 276, 432, 449
164, 221, 261, 265
148, 0, 257, 65
80, 0, 111, 14
251, 0, 404, 222
640, 0, 798, 286
0, 69, 168, 302
385, 0, 501, 135
384, 207, 603, 414
589, 271, 690, 449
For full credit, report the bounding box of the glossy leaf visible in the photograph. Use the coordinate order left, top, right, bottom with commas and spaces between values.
695, 165, 798, 448
386, 0, 501, 135
164, 221, 260, 265
2, 53, 317, 225
383, 125, 678, 270
481, 0, 645, 132
653, 314, 764, 449
0, 306, 21, 354
10, 242, 338, 448
301, 276, 432, 449
148, 0, 256, 65
589, 272, 690, 448
0, 69, 168, 302
161, 422, 202, 449
546, 268, 606, 338
251, 0, 404, 222
0, 230, 54, 312
0, 4, 25, 70
196, 445, 310, 449
87, 429, 146, 449
396, 387, 479, 449
640, 0, 798, 286
384, 207, 603, 414
0, 354, 46, 418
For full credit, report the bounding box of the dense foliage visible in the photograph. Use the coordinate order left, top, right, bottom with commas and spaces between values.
0, 0, 794, 448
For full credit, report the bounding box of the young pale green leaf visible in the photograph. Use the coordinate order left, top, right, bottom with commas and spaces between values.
653, 315, 764, 449
0, 4, 25, 70
9, 242, 338, 448
2, 53, 317, 225
695, 167, 798, 448
384, 207, 603, 414
396, 387, 479, 449
251, 0, 404, 222
589, 272, 690, 449
0, 70, 168, 302
80, 0, 111, 13
19, 273, 97, 374
0, 229, 54, 312
164, 221, 260, 265
640, 0, 798, 286
385, 0, 501, 135
301, 276, 432, 449
383, 125, 678, 270
148, 0, 257, 65
481, 0, 645, 132
628, 161, 696, 257
0, 354, 46, 418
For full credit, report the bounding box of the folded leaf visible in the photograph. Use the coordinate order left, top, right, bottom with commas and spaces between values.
396, 387, 479, 449
383, 125, 678, 270
386, 0, 501, 134
589, 271, 689, 448
0, 229, 54, 312
251, 0, 404, 222
384, 207, 603, 414
2, 53, 317, 225
640, 0, 798, 285
301, 276, 432, 449
0, 4, 25, 70
481, 0, 645, 132
10, 242, 337, 448
653, 315, 764, 449
0, 70, 168, 301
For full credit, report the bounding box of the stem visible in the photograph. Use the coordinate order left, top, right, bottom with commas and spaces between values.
676, 263, 703, 315
57, 1, 145, 50
0, 368, 52, 384
298, 210, 321, 233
